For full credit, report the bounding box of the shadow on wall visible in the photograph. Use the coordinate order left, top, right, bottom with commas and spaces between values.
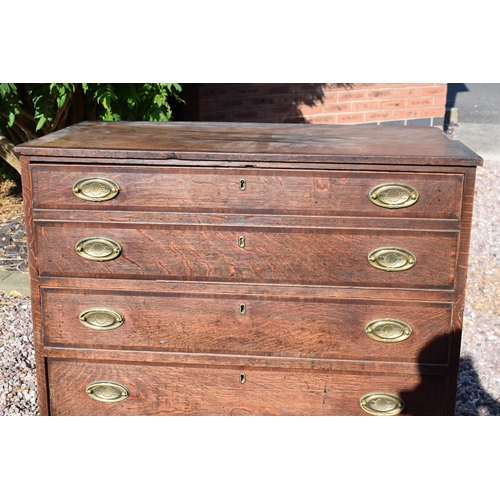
178, 84, 355, 123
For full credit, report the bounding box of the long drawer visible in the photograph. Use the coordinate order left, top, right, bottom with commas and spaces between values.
41, 287, 452, 363
31, 164, 464, 219
47, 359, 446, 416
35, 223, 459, 289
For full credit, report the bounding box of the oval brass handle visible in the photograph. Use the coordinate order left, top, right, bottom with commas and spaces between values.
75, 237, 122, 261
79, 307, 124, 330
368, 247, 416, 272
86, 381, 129, 403
365, 318, 412, 343
73, 177, 120, 202
369, 183, 419, 209
359, 393, 404, 416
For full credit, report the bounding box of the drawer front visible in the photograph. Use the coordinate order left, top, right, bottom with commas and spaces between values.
36, 223, 458, 289
32, 165, 464, 219
48, 359, 446, 416
42, 288, 452, 363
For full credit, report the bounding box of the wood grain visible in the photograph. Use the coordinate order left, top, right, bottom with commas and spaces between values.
16, 122, 481, 416
31, 164, 464, 219
35, 222, 459, 289
15, 121, 483, 166
47, 358, 446, 416
41, 287, 453, 363
20, 156, 49, 415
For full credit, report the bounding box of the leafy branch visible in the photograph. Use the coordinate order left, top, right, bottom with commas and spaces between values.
0, 83, 184, 175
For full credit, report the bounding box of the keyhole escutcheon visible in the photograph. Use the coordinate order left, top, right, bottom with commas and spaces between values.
240, 178, 246, 191
240, 373, 246, 384
239, 303, 246, 315
238, 235, 245, 248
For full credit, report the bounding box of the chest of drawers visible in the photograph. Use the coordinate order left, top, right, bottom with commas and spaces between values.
15, 121, 482, 416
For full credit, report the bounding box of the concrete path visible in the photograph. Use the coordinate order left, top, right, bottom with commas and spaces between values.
0, 269, 30, 297
452, 123, 500, 161
447, 83, 500, 161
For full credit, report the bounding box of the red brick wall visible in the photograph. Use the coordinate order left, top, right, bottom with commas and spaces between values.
193, 83, 447, 127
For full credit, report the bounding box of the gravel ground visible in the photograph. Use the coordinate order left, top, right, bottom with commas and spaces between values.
0, 292, 38, 415
456, 159, 500, 415
1, 159, 499, 416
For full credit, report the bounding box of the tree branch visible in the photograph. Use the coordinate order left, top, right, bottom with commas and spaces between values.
0, 134, 21, 174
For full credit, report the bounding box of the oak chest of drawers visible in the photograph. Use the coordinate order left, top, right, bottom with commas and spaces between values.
15, 121, 482, 416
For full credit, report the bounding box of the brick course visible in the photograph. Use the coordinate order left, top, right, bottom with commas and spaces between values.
191, 84, 447, 126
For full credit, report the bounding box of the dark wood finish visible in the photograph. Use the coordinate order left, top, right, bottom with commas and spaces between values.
33, 209, 463, 232
35, 223, 459, 289
38, 276, 457, 302
443, 166, 478, 414
20, 156, 49, 416
15, 121, 482, 166
31, 164, 464, 219
41, 287, 452, 363
41, 346, 451, 375
47, 359, 446, 416
16, 122, 481, 416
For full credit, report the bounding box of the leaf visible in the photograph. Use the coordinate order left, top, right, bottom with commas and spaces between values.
8, 111, 16, 127
35, 115, 46, 131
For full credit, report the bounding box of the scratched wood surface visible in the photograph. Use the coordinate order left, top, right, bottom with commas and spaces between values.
35, 223, 459, 289
15, 121, 482, 166
47, 358, 447, 416
41, 287, 452, 363
31, 164, 464, 219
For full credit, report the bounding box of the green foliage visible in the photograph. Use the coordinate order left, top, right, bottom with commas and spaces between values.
0, 83, 22, 127
86, 83, 183, 122
0, 83, 184, 144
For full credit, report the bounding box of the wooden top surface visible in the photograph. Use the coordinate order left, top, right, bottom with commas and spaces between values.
15, 121, 483, 166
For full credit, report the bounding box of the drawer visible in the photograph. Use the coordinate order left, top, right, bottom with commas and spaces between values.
47, 359, 446, 416
41, 288, 453, 364
35, 222, 459, 289
31, 165, 464, 219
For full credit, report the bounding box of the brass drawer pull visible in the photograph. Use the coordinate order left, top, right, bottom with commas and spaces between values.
75, 237, 122, 261
79, 307, 124, 330
359, 393, 404, 416
86, 381, 129, 403
365, 319, 412, 343
368, 247, 416, 272
73, 177, 120, 202
369, 183, 419, 209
